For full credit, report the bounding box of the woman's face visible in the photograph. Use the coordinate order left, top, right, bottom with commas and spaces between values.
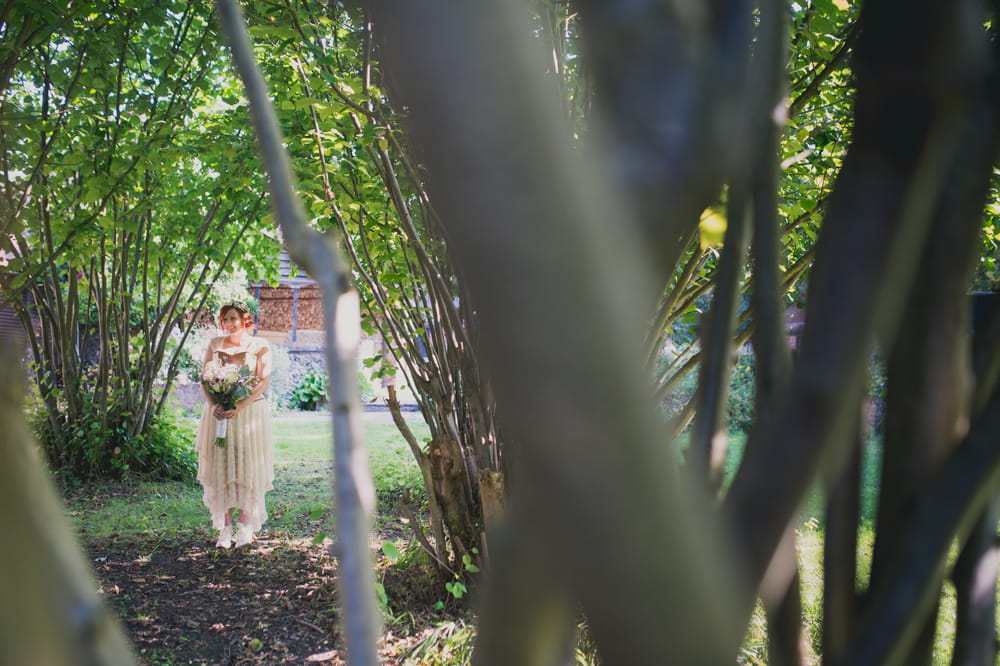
219, 308, 247, 335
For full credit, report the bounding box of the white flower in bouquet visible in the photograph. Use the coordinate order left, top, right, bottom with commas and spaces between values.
202, 359, 260, 447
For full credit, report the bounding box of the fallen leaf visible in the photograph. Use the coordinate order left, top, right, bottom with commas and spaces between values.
306, 649, 340, 662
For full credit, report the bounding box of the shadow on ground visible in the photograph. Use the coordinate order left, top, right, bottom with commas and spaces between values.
90, 533, 345, 664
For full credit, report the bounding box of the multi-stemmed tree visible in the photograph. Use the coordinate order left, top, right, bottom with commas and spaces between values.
230, 0, 863, 586
359, 1, 1000, 665
231, 1, 504, 577
1, 1, 275, 477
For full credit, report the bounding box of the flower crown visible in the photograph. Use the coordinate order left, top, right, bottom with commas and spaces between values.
211, 279, 261, 319
219, 297, 259, 316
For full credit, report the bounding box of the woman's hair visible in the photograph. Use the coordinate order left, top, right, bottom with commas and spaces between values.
219, 304, 255, 330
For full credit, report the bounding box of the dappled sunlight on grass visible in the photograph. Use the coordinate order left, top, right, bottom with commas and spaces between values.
66, 415, 431, 542
790, 516, 982, 666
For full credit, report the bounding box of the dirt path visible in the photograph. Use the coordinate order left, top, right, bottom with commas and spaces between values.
82, 406, 466, 665
86, 509, 463, 665
92, 533, 344, 664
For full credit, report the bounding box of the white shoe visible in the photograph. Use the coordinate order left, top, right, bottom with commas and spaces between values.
234, 524, 254, 548
215, 525, 233, 549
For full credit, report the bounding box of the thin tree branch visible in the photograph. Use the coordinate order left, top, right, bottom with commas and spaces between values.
214, 3, 380, 665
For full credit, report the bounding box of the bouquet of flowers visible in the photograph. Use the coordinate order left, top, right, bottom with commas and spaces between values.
202, 359, 260, 447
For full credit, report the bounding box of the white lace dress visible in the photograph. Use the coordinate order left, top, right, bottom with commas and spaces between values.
196, 335, 274, 533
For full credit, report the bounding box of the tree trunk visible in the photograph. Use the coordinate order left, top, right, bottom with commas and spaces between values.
951, 502, 1000, 666
0, 337, 135, 665
428, 433, 477, 568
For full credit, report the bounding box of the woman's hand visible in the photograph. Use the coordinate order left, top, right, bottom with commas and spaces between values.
213, 404, 237, 420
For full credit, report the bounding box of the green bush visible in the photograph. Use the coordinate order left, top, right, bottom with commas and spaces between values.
358, 371, 377, 403
290, 370, 329, 411
31, 399, 197, 482
655, 347, 757, 434
727, 351, 756, 434
139, 408, 199, 481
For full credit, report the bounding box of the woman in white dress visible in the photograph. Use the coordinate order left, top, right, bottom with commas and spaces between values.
196, 301, 274, 549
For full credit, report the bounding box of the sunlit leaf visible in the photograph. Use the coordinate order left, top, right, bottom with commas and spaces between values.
699, 208, 728, 250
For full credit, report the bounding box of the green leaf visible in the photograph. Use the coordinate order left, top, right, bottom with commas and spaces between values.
381, 541, 401, 561
698, 209, 727, 250
445, 581, 467, 599
294, 97, 321, 109
462, 553, 480, 573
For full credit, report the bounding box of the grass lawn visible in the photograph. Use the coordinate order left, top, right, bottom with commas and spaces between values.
65, 415, 431, 542
720, 434, 987, 666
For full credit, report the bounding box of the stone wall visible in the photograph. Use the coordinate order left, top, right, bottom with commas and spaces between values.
167, 346, 327, 415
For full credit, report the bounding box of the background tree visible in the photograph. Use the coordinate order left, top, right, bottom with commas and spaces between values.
1, 0, 277, 478
231, 0, 504, 577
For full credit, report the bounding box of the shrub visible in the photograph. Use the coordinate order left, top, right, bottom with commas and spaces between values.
727, 351, 756, 434
139, 408, 199, 481
358, 371, 377, 403
660, 348, 887, 439
655, 347, 757, 434
30, 399, 197, 482
290, 370, 329, 411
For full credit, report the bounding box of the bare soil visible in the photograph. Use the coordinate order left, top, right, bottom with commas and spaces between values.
78, 496, 470, 664
90, 533, 345, 664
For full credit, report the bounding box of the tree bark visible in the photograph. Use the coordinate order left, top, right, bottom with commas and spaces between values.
951, 502, 1000, 666
361, 2, 746, 664
0, 337, 135, 666
725, 0, 993, 623
822, 433, 862, 665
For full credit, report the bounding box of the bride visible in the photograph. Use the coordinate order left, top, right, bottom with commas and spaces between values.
196, 299, 274, 549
